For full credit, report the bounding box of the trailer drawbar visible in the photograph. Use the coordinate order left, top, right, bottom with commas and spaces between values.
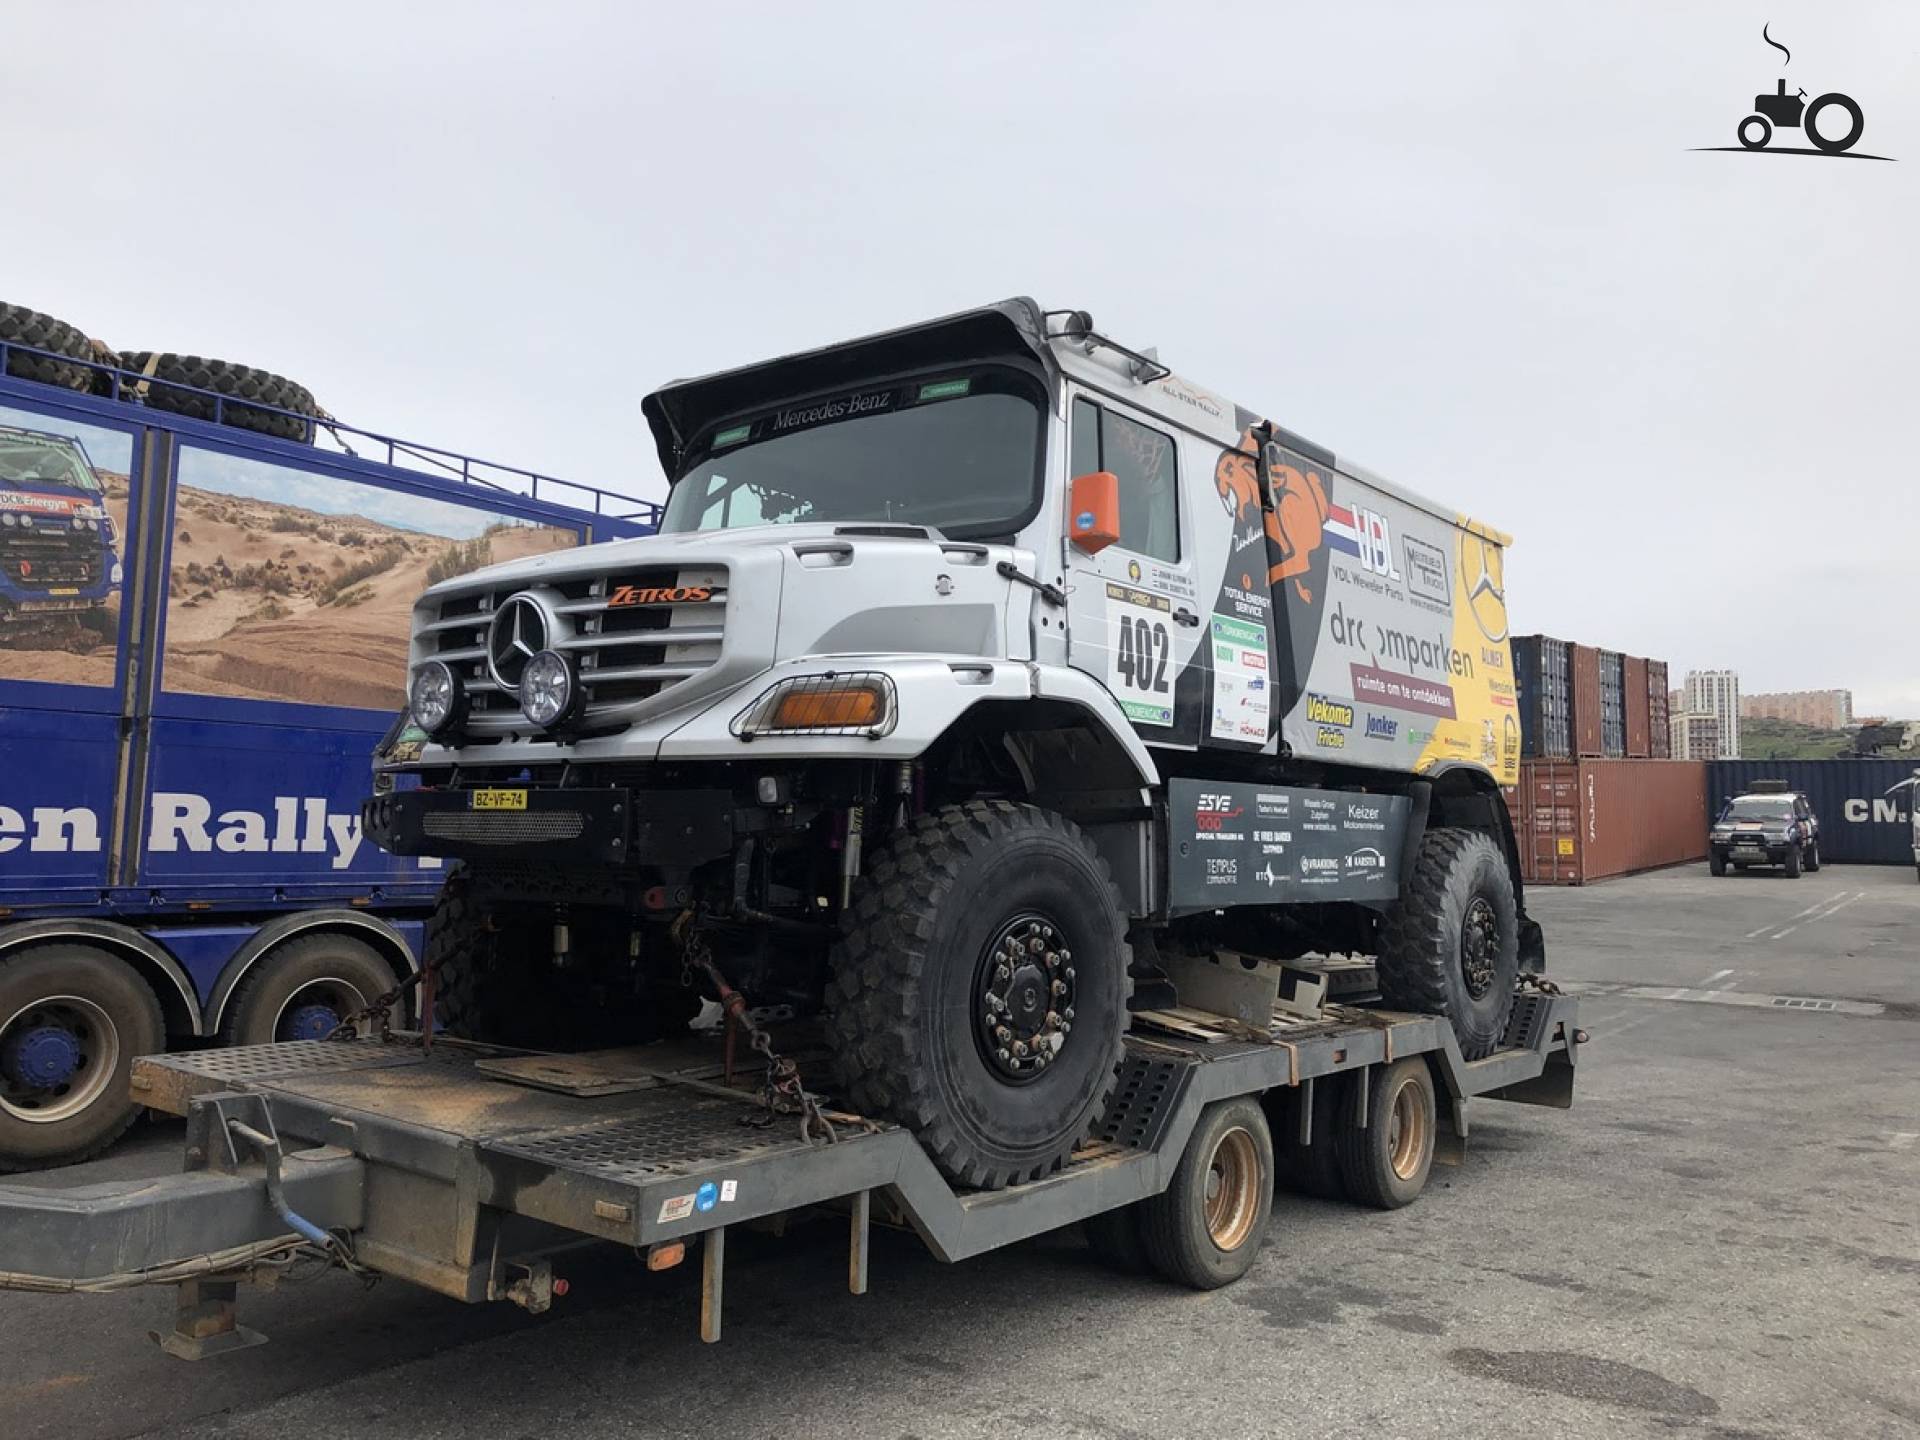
0, 959, 1579, 1354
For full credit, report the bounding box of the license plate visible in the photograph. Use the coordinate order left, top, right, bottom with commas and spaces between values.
19, 598, 86, 612
48, 586, 79, 596
470, 788, 528, 811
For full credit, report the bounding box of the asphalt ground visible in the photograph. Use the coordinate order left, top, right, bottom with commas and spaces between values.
4, 862, 1916, 1440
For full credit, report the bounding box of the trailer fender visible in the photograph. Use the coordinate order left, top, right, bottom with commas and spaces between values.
0, 918, 203, 1039
204, 911, 418, 1037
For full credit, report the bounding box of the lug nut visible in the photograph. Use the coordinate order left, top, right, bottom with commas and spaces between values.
1012, 1040, 1028, 1057
996, 1025, 1011, 1042
1065, 968, 1076, 981
998, 1047, 1011, 1062
1064, 1007, 1075, 1022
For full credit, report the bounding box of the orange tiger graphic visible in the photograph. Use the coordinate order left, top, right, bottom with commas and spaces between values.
1213, 431, 1331, 604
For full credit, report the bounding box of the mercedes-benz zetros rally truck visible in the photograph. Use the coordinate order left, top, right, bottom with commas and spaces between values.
368, 299, 1542, 1191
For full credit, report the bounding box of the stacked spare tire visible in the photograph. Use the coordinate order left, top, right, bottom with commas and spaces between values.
0, 301, 320, 443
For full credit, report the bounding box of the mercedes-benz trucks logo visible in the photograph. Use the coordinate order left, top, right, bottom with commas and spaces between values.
487, 593, 550, 693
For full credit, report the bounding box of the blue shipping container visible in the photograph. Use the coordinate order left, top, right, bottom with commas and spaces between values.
1707, 758, 1917, 866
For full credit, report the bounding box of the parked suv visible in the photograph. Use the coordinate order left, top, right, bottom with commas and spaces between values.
1709, 784, 1820, 877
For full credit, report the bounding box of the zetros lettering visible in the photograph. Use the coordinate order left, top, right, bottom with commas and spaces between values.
0, 794, 366, 869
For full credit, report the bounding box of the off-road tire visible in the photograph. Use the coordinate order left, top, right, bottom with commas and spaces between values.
1083, 1202, 1152, 1274
218, 934, 399, 1046
1334, 1058, 1437, 1210
824, 802, 1131, 1190
121, 352, 319, 443
1709, 850, 1727, 878
0, 944, 164, 1172
1783, 844, 1802, 878
0, 303, 94, 392
1272, 1075, 1346, 1201
429, 871, 699, 1049
1804, 841, 1821, 873
1378, 828, 1519, 1060
1139, 1096, 1274, 1290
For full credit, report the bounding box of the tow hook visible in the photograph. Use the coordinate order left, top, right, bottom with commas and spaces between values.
502, 1259, 566, 1313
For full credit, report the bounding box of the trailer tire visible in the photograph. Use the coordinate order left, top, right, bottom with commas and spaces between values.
1273, 1076, 1346, 1200
120, 352, 319, 443
1139, 1096, 1274, 1290
1083, 1203, 1152, 1274
1334, 1058, 1437, 1209
0, 302, 95, 392
1378, 828, 1518, 1060
218, 935, 399, 1045
825, 802, 1131, 1190
0, 944, 164, 1172
430, 873, 699, 1048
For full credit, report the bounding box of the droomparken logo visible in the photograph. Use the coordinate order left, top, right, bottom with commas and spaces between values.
1695, 24, 1893, 161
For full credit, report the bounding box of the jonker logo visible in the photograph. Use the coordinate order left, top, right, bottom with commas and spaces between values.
1694, 24, 1891, 161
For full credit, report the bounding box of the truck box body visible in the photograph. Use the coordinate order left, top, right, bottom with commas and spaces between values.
1707, 759, 1916, 865
1519, 758, 1708, 884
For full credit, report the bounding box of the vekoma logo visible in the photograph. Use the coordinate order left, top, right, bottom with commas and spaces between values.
1695, 23, 1891, 161
1305, 693, 1355, 728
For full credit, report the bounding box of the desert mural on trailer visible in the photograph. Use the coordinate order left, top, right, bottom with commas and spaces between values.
162, 447, 577, 710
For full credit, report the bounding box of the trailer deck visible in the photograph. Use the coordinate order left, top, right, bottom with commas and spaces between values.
0, 984, 1578, 1349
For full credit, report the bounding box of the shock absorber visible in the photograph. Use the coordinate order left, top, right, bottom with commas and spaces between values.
552, 904, 572, 970
840, 805, 864, 909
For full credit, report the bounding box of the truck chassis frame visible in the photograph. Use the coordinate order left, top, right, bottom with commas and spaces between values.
0, 983, 1578, 1350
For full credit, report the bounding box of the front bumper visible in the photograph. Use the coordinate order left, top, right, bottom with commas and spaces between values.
362, 786, 732, 867
1713, 839, 1790, 864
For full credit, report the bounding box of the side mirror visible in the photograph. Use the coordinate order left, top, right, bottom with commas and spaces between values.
1068, 470, 1120, 553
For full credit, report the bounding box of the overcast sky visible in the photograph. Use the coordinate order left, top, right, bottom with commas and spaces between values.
6, 2, 1915, 714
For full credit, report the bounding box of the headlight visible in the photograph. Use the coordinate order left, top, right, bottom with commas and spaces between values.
520, 649, 580, 729
71, 515, 86, 531
110, 561, 123, 585
408, 660, 465, 737
731, 673, 897, 740
1, 514, 15, 528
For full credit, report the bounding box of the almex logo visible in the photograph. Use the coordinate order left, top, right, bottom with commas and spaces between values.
1694, 24, 1893, 162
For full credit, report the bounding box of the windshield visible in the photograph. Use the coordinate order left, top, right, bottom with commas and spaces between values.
660, 371, 1044, 540
0, 430, 101, 493
1722, 797, 1794, 821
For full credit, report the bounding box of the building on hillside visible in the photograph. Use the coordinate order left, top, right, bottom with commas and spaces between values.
1741, 689, 1854, 730
1682, 669, 1741, 759
1669, 711, 1722, 761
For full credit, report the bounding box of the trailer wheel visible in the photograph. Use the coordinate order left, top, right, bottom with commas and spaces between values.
1083, 1203, 1151, 1273
1378, 828, 1518, 1060
218, 934, 399, 1045
1138, 1096, 1274, 1289
120, 352, 319, 443
1334, 1059, 1437, 1209
1273, 1076, 1346, 1201
0, 302, 95, 392
0, 945, 164, 1172
825, 802, 1130, 1190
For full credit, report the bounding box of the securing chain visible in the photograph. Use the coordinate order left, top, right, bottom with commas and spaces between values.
326, 951, 439, 1043
676, 917, 837, 1147
1517, 971, 1564, 996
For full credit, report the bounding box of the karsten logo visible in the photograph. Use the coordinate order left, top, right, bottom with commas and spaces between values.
1694, 24, 1891, 161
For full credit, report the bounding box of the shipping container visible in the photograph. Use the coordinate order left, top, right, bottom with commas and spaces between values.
1647, 659, 1671, 758
1708, 759, 1918, 866
1599, 650, 1626, 757
1520, 758, 1709, 884
1570, 643, 1604, 757
1624, 655, 1651, 757
1512, 634, 1571, 759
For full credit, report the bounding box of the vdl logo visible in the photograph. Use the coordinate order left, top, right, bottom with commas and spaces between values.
1694, 24, 1893, 161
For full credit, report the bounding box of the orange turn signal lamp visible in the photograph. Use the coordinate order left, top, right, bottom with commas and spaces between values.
732, 674, 897, 740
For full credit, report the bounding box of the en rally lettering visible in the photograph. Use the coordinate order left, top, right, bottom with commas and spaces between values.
0, 794, 366, 869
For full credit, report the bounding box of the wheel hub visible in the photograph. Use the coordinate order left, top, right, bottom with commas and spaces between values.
1460, 895, 1499, 1000
977, 915, 1075, 1083
280, 1003, 340, 1042
2, 1024, 83, 1089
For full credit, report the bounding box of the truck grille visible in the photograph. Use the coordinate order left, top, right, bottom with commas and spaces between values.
419, 563, 726, 732
2, 529, 103, 590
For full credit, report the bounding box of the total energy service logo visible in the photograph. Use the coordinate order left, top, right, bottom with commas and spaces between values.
1695, 24, 1893, 161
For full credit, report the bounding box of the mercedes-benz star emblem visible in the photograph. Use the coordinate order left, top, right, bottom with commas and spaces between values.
487, 593, 550, 693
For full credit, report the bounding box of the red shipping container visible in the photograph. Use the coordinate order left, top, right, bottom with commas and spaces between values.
1647, 659, 1671, 758
1519, 758, 1708, 885
1570, 644, 1604, 757
1623, 655, 1651, 757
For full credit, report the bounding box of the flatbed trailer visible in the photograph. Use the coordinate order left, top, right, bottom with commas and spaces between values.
0, 978, 1578, 1355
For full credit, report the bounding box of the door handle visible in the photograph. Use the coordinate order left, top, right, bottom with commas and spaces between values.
1173, 607, 1200, 628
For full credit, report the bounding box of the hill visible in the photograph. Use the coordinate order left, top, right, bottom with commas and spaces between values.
1740, 717, 1854, 760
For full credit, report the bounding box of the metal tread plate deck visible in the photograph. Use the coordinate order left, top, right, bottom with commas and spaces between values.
122, 992, 1576, 1264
